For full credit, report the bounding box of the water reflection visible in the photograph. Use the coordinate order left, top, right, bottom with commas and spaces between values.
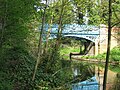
72, 76, 98, 90
72, 62, 95, 84
71, 62, 120, 90
109, 73, 120, 90
72, 62, 98, 90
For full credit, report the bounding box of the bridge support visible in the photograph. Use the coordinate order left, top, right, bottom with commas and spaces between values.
95, 41, 98, 56
99, 25, 119, 54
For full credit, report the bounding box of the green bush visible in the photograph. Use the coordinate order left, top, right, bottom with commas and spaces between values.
110, 47, 120, 61
0, 71, 13, 90
0, 47, 36, 90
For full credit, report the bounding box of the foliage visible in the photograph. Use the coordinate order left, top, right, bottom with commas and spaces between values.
109, 65, 120, 73
112, 0, 120, 27
60, 38, 81, 59
110, 46, 120, 61
71, 0, 120, 26
0, 0, 120, 89
82, 46, 120, 62
32, 0, 77, 89
33, 44, 73, 90
0, 0, 39, 89
0, 71, 13, 90
0, 47, 36, 90
50, 0, 74, 24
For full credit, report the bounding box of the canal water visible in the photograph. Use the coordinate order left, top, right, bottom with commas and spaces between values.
71, 61, 120, 90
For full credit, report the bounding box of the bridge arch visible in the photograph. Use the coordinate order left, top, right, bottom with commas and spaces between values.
63, 35, 96, 43
61, 35, 96, 56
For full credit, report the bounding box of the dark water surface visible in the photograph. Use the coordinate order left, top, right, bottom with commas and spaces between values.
71, 61, 120, 90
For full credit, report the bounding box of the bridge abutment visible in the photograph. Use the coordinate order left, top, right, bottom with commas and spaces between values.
88, 25, 120, 56
98, 25, 120, 54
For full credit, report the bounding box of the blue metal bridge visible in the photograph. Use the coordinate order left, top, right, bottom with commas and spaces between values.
43, 24, 100, 43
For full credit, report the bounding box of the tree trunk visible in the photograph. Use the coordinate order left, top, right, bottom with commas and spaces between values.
0, 2, 7, 48
103, 0, 112, 90
32, 4, 47, 81
44, 15, 53, 53
55, 0, 64, 50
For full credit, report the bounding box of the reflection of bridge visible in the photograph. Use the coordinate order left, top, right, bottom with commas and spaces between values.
72, 66, 117, 90
43, 24, 119, 55
72, 76, 99, 90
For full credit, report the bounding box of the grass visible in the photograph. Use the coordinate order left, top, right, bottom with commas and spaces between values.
82, 46, 120, 61
60, 45, 80, 59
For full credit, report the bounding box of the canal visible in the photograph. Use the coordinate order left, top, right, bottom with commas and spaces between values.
69, 60, 120, 90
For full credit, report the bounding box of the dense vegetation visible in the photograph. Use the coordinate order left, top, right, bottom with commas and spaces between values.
0, 0, 37, 89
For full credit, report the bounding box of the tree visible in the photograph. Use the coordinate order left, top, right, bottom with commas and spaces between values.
111, 0, 120, 27
32, 0, 48, 81
0, 0, 39, 89
103, 0, 112, 90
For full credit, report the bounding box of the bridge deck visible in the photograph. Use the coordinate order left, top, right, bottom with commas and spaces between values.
43, 24, 100, 42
